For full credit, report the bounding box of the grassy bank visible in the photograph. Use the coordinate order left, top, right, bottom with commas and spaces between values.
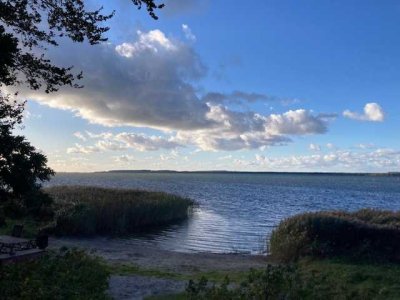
178, 258, 400, 300
45, 185, 195, 236
178, 209, 400, 299
269, 209, 400, 262
297, 258, 400, 299
0, 249, 110, 299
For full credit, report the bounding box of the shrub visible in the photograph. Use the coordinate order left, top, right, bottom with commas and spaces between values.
46, 185, 195, 236
270, 209, 400, 263
23, 190, 54, 220
2, 198, 27, 218
0, 249, 110, 299
1, 191, 54, 220
186, 265, 308, 299
187, 259, 400, 300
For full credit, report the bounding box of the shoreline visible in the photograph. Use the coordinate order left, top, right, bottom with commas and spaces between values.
50, 236, 268, 275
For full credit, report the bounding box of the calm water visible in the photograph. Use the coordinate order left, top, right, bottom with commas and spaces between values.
49, 172, 400, 254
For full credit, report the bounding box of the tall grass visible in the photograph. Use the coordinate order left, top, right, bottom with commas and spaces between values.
270, 209, 400, 263
185, 259, 400, 299
45, 186, 195, 236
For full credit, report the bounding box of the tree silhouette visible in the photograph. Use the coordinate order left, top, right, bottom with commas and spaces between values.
0, 95, 54, 215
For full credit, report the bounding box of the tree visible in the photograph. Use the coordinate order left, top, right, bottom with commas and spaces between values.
0, 0, 164, 92
0, 94, 54, 216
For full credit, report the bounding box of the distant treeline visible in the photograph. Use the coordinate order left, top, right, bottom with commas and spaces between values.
104, 170, 400, 176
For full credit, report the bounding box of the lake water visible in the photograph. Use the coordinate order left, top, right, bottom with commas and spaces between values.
49, 172, 400, 254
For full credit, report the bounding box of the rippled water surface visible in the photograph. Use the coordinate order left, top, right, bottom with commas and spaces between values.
49, 172, 400, 254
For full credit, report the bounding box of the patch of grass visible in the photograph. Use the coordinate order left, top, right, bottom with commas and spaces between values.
45, 185, 195, 236
0, 248, 110, 299
298, 258, 400, 299
182, 259, 400, 299
107, 263, 261, 300
185, 265, 307, 299
270, 209, 400, 262
107, 263, 182, 280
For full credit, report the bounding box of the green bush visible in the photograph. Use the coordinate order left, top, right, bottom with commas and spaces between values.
270, 209, 400, 263
23, 190, 54, 220
45, 185, 195, 236
186, 259, 400, 300
1, 191, 54, 220
0, 249, 110, 299
2, 198, 27, 219
186, 265, 309, 299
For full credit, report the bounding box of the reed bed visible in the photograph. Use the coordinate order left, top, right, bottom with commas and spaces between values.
270, 209, 400, 262
45, 185, 195, 236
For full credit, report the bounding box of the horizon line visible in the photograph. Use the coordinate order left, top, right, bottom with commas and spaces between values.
54, 169, 400, 176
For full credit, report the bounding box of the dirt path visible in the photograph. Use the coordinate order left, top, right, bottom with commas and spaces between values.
50, 237, 269, 299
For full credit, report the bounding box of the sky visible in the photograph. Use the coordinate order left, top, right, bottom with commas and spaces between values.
19, 0, 400, 172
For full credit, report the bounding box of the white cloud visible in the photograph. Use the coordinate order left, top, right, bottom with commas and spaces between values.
66, 105, 330, 153
309, 143, 321, 151
160, 152, 177, 161
253, 148, 400, 171
73, 132, 87, 141
266, 109, 327, 135
358, 143, 375, 149
115, 30, 177, 58
175, 108, 328, 151
86, 131, 113, 139
66, 131, 182, 154
115, 132, 181, 151
343, 102, 384, 122
18, 28, 333, 152
114, 155, 135, 163
66, 144, 100, 154
95, 140, 127, 151
182, 24, 196, 42
20, 29, 210, 131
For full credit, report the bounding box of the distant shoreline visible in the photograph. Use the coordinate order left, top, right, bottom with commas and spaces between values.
91, 170, 400, 177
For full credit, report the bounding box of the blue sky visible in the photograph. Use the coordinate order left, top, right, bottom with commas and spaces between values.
20, 0, 400, 172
